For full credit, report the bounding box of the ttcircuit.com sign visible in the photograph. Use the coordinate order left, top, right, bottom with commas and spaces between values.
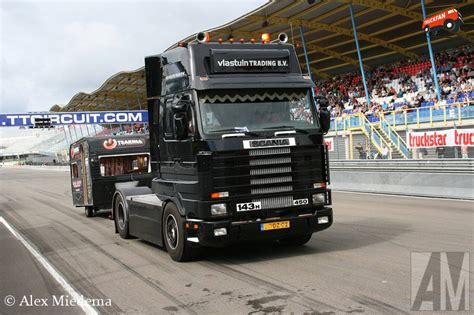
0, 111, 148, 127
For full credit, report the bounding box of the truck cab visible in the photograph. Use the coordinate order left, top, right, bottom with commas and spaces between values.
113, 35, 333, 261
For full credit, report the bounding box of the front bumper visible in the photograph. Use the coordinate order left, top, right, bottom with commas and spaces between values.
185, 207, 333, 247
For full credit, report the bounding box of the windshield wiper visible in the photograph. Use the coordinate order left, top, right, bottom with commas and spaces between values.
208, 128, 259, 137
262, 126, 309, 134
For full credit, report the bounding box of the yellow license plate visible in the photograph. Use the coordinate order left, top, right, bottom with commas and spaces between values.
260, 221, 290, 231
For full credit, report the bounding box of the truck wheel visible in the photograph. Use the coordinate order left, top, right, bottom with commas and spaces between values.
162, 203, 200, 262
114, 194, 131, 239
444, 19, 455, 30
279, 234, 312, 246
85, 206, 95, 218
423, 26, 430, 33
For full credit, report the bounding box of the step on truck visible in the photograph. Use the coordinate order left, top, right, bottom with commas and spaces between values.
70, 134, 152, 217
112, 32, 333, 261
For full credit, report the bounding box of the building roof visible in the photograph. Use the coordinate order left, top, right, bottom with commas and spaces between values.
57, 0, 473, 112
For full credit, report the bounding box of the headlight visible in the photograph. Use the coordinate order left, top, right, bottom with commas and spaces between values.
318, 216, 329, 224
211, 203, 227, 216
312, 193, 325, 204
214, 228, 227, 236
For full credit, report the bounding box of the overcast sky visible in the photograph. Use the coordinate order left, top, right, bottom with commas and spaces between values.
0, 0, 266, 114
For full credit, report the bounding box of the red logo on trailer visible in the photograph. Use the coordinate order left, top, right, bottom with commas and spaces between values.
103, 138, 118, 150
422, 8, 463, 34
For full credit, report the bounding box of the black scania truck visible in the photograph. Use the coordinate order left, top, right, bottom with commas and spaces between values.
112, 33, 333, 261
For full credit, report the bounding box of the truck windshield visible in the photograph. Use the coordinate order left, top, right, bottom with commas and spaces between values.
198, 89, 319, 134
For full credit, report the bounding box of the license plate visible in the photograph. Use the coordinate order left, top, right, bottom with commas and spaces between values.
260, 221, 290, 231
236, 201, 262, 212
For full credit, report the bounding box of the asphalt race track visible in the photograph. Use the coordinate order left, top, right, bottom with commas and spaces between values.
0, 167, 472, 314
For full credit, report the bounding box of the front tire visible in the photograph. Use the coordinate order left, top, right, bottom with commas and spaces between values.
279, 234, 312, 246
162, 203, 200, 262
114, 193, 131, 239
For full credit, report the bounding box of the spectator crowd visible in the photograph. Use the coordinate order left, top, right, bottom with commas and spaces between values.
315, 45, 474, 118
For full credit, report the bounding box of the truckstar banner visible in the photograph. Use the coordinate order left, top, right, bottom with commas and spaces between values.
0, 110, 148, 127
324, 137, 334, 152
407, 129, 474, 148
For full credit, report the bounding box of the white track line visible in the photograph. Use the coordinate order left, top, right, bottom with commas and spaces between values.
0, 216, 98, 315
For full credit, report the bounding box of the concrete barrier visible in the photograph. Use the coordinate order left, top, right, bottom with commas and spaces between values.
329, 159, 474, 200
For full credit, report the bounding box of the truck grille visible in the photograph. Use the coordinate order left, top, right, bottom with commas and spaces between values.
250, 166, 292, 176
251, 185, 292, 195
253, 195, 294, 209
250, 176, 292, 185
249, 147, 290, 156
211, 145, 324, 199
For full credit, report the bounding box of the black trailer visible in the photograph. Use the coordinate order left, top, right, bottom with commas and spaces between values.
105, 33, 333, 262
69, 134, 152, 217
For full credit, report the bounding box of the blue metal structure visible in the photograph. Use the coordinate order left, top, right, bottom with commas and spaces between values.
420, 0, 442, 102
349, 3, 371, 106
299, 26, 318, 109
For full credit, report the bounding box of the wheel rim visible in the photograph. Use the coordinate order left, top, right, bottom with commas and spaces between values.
424, 27, 429, 33
447, 22, 453, 28
165, 214, 179, 250
117, 202, 125, 230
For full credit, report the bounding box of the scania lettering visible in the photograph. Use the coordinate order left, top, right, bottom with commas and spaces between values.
110, 32, 333, 261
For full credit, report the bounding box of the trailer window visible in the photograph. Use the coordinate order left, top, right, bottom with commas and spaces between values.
71, 163, 79, 178
99, 154, 149, 177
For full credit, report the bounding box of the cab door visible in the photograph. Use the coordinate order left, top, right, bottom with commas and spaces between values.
160, 92, 195, 181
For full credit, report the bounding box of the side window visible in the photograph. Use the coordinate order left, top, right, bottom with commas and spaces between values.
99, 154, 150, 177
162, 62, 188, 94
186, 100, 195, 136
164, 98, 174, 138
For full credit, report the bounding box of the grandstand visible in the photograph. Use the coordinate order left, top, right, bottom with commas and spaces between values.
321, 45, 473, 117
0, 122, 149, 164
0, 129, 63, 164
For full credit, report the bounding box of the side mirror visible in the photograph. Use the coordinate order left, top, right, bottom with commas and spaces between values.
172, 99, 192, 113
316, 96, 331, 134
319, 110, 331, 134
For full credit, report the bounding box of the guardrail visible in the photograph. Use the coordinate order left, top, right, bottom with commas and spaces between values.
329, 159, 474, 199
330, 102, 474, 132
330, 159, 473, 174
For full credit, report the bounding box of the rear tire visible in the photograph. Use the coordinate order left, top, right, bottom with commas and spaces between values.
279, 234, 312, 246
85, 206, 95, 218
162, 203, 200, 262
114, 194, 131, 239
